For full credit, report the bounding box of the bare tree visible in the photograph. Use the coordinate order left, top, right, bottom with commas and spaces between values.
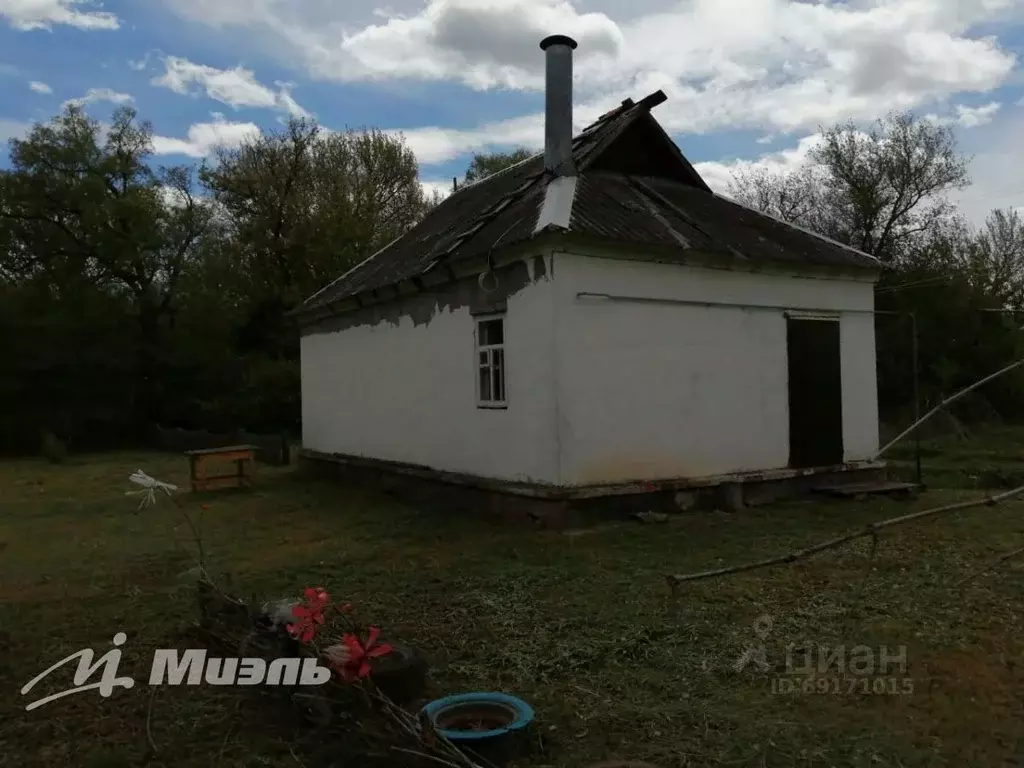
816, 112, 969, 259
961, 208, 1024, 308
728, 165, 822, 225
729, 111, 970, 261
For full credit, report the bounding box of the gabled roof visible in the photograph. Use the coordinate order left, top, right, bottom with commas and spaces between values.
296, 90, 880, 319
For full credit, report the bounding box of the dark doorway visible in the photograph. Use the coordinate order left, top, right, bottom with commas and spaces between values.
787, 317, 844, 468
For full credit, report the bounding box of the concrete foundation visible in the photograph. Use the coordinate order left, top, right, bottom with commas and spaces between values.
298, 448, 889, 530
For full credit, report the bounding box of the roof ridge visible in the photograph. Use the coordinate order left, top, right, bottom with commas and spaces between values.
442, 90, 665, 200
295, 90, 695, 318
452, 149, 543, 196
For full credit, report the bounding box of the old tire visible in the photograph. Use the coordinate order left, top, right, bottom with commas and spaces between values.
421, 692, 534, 765
292, 692, 333, 728
368, 641, 429, 704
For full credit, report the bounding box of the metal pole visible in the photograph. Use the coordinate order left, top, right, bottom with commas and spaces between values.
910, 312, 921, 485
873, 309, 921, 485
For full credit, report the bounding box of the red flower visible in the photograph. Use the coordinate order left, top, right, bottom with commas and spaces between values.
287, 587, 330, 644
200, 504, 211, 511
335, 627, 393, 681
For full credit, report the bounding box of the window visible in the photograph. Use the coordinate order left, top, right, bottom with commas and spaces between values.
476, 316, 506, 407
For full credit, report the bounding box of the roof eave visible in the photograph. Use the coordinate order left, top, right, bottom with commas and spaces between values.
294, 231, 568, 329
551, 231, 884, 281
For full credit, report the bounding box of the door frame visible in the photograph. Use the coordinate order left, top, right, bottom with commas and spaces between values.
785, 312, 844, 469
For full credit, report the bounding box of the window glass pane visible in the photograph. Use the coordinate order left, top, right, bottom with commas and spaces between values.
479, 365, 492, 402
494, 349, 505, 401
479, 318, 503, 346
479, 351, 488, 366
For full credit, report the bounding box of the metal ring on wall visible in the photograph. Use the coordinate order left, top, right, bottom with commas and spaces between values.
478, 270, 499, 294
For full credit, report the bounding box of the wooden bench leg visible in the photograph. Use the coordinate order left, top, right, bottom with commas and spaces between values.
195, 457, 208, 493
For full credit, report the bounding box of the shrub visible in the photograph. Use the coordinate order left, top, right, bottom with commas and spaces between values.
41, 431, 68, 464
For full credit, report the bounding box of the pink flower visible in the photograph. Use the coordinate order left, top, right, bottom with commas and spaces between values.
287, 587, 330, 644
336, 627, 393, 682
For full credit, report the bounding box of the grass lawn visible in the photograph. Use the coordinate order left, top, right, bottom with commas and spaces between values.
3, 449, 1024, 767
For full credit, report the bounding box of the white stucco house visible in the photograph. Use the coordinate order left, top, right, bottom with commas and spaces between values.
292, 35, 884, 519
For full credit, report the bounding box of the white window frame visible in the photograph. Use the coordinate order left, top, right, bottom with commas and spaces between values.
475, 314, 507, 408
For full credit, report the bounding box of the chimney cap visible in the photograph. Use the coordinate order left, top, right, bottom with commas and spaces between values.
540, 34, 578, 51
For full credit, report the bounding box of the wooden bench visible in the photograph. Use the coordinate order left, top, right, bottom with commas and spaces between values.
186, 445, 258, 492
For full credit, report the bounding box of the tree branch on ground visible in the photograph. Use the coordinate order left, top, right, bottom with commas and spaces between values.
665, 484, 1024, 595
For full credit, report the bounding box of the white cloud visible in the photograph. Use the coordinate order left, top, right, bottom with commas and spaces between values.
62, 87, 134, 108
687, 107, 1024, 227
955, 102, 1002, 128
924, 101, 1002, 128
273, 85, 309, 118
420, 178, 453, 200
166, 0, 622, 90
28, 80, 52, 94
1, 0, 119, 30
164, 0, 1020, 140
129, 51, 156, 71
953, 106, 1024, 224
693, 134, 825, 196
338, 0, 622, 90
151, 113, 261, 157
152, 56, 311, 118
396, 112, 543, 165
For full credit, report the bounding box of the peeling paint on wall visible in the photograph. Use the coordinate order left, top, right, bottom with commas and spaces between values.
300, 252, 560, 484
301, 256, 549, 337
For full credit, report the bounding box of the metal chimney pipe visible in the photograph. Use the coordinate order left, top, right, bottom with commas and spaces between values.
539, 34, 578, 176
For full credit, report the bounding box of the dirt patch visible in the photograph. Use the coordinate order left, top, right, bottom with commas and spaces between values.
888, 637, 1024, 761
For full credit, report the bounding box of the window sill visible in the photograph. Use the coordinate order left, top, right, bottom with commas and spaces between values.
477, 403, 508, 410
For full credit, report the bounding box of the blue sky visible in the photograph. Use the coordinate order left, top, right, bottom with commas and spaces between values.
2, 0, 1024, 222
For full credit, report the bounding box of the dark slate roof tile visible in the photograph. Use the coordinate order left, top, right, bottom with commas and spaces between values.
296, 90, 878, 318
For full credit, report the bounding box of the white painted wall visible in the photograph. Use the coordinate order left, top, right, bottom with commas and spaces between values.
552, 252, 879, 486
302, 248, 880, 489
300, 261, 559, 484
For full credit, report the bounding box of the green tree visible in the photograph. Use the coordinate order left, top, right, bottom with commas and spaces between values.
874, 215, 1024, 422
0, 105, 211, 434
463, 148, 534, 184
202, 120, 431, 310
199, 120, 432, 432
727, 113, 1024, 424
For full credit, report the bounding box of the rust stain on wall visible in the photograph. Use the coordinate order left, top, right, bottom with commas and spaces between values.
574, 456, 711, 485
